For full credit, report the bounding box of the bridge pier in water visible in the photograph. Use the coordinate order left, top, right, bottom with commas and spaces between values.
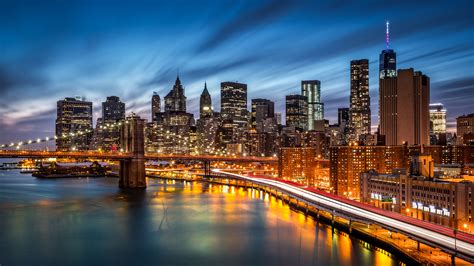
119, 115, 146, 189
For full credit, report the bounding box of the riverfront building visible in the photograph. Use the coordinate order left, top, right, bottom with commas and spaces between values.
278, 147, 330, 190
360, 155, 473, 231
56, 97, 93, 151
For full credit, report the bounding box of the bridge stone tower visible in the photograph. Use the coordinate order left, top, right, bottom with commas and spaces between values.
119, 114, 146, 188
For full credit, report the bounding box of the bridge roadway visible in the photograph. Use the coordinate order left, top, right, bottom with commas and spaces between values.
0, 150, 278, 163
212, 169, 474, 262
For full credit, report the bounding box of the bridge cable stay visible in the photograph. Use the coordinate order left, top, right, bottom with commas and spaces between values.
0, 120, 127, 149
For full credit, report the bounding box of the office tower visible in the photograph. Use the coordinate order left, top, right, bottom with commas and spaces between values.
56, 97, 93, 151
91, 96, 125, 151
151, 92, 161, 121
251, 98, 274, 130
379, 21, 397, 79
102, 96, 125, 121
429, 103, 447, 134
164, 75, 187, 112
429, 103, 447, 145
200, 82, 213, 119
301, 80, 324, 130
338, 108, 349, 126
285, 94, 308, 130
197, 84, 219, 154
349, 59, 371, 141
275, 113, 282, 125
457, 113, 474, 145
379, 21, 397, 145
151, 77, 194, 154
396, 69, 430, 146
336, 108, 350, 144
221, 82, 247, 121
220, 82, 248, 143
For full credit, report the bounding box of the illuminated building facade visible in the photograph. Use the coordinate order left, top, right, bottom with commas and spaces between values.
91, 96, 125, 151
200, 83, 213, 119
329, 145, 412, 199
361, 155, 473, 230
278, 147, 330, 190
285, 94, 307, 131
251, 98, 274, 131
301, 80, 323, 130
220, 82, 248, 145
56, 97, 93, 151
164, 76, 187, 112
429, 103, 446, 134
379, 22, 396, 79
349, 59, 371, 141
457, 113, 474, 145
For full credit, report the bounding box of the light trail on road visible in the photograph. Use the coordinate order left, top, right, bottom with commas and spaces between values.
213, 169, 474, 260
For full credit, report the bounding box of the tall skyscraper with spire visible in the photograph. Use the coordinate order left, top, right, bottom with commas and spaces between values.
164, 75, 187, 112
379, 21, 398, 145
349, 59, 371, 141
379, 22, 430, 146
379, 21, 396, 79
200, 82, 213, 119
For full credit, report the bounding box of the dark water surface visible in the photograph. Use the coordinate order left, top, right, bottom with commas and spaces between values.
0, 170, 400, 265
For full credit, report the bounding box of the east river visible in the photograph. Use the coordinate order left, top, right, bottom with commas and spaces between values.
0, 169, 400, 265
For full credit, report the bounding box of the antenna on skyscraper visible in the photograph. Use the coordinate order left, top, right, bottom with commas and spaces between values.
386, 21, 390, 49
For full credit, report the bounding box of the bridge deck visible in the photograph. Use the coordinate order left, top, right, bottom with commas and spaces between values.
0, 150, 280, 163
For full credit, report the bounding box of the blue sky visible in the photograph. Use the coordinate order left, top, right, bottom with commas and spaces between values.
0, 0, 473, 143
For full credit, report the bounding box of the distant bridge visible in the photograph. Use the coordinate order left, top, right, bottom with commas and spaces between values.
0, 150, 278, 163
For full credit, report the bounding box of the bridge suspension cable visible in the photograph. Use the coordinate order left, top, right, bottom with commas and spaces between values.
1, 120, 128, 149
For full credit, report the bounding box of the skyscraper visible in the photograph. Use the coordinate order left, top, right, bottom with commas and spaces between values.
379, 21, 396, 79
349, 59, 371, 141
251, 98, 274, 129
301, 80, 323, 130
221, 82, 247, 121
151, 92, 161, 121
429, 103, 447, 135
200, 82, 213, 119
91, 96, 125, 151
220, 82, 248, 143
103, 96, 125, 121
285, 94, 307, 130
380, 68, 430, 146
164, 75, 186, 112
379, 21, 398, 145
338, 108, 349, 127
456, 113, 474, 145
398, 69, 430, 146
56, 97, 93, 151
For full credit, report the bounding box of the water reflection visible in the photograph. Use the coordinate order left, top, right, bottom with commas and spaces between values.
0, 171, 400, 265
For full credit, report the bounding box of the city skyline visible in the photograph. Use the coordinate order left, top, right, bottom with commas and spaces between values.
1, 1, 473, 144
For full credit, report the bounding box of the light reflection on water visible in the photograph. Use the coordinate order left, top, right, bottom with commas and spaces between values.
0, 170, 399, 265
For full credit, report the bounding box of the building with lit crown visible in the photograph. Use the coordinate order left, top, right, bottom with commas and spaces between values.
301, 80, 324, 130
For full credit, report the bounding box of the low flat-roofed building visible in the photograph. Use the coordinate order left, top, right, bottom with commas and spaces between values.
361, 156, 473, 231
